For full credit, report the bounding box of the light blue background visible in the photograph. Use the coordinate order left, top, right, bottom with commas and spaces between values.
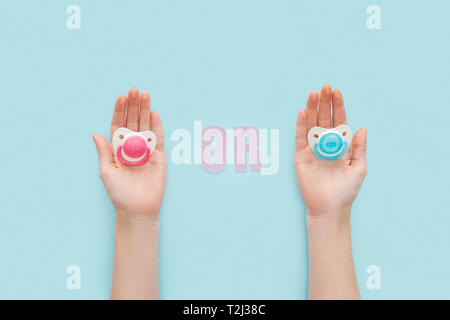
0, 0, 449, 299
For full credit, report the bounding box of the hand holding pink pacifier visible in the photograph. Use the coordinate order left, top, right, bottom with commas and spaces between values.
93, 87, 167, 218
112, 128, 157, 166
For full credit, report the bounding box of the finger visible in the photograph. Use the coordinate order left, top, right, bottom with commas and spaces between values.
93, 134, 116, 172
126, 87, 140, 131
305, 90, 319, 132
350, 128, 367, 170
295, 109, 308, 152
317, 83, 332, 128
139, 91, 151, 131
151, 110, 165, 151
331, 88, 347, 127
110, 94, 127, 141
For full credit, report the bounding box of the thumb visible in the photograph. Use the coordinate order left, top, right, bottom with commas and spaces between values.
92, 134, 115, 172
351, 128, 367, 171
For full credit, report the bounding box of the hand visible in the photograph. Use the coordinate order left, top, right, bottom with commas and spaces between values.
93, 87, 167, 219
294, 83, 367, 220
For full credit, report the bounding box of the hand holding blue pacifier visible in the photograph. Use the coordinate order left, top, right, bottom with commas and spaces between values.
307, 125, 352, 161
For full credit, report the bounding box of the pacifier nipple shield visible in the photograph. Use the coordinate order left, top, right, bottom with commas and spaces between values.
112, 128, 157, 166
307, 125, 352, 161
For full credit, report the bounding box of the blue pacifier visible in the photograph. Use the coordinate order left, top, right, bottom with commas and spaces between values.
307, 125, 352, 161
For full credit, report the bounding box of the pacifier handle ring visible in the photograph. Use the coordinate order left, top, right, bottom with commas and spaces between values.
112, 127, 156, 167
307, 125, 352, 161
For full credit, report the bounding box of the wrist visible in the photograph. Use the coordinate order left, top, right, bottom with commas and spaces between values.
116, 208, 159, 222
306, 209, 352, 247
306, 207, 352, 229
115, 210, 160, 231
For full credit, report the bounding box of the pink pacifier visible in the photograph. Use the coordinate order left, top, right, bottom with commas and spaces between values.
112, 128, 157, 166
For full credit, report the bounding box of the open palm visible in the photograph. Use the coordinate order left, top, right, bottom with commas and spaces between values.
294, 84, 367, 217
93, 87, 167, 217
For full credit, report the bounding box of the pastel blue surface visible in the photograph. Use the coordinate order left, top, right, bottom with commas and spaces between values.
1, 0, 450, 299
